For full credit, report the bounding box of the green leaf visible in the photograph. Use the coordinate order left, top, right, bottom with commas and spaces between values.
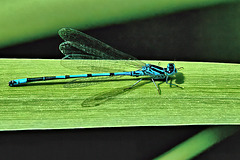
1, 59, 239, 131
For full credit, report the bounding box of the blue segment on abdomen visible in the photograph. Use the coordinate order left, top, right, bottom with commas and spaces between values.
55, 75, 68, 79
92, 73, 112, 76
66, 72, 131, 78
114, 72, 131, 76
17, 78, 28, 84
68, 74, 88, 78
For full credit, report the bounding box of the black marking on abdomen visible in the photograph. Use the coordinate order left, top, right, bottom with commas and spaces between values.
87, 74, 92, 77
45, 76, 57, 80
110, 73, 114, 76
27, 77, 44, 82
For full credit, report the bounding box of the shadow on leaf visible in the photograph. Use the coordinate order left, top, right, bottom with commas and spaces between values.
174, 72, 185, 84
81, 81, 151, 107
168, 72, 185, 89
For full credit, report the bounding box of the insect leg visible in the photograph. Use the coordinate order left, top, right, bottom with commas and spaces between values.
151, 78, 160, 94
166, 76, 184, 89
177, 67, 184, 71
129, 78, 142, 88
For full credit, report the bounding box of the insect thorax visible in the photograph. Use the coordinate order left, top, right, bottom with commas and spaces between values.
151, 74, 166, 79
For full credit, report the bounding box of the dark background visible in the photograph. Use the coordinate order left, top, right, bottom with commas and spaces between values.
1, 3, 240, 160
1, 3, 240, 63
1, 126, 240, 160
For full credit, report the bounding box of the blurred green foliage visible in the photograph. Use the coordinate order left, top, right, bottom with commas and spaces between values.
0, 0, 238, 48
154, 126, 240, 160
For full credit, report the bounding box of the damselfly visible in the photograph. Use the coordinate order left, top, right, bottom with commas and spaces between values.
9, 28, 183, 93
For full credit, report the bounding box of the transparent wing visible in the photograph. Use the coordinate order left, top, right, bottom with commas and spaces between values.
63, 76, 107, 88
63, 76, 125, 88
59, 28, 145, 73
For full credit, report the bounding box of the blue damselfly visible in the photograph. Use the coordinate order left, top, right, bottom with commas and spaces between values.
9, 28, 183, 93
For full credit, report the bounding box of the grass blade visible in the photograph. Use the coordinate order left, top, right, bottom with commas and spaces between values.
153, 126, 240, 160
1, 59, 239, 131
